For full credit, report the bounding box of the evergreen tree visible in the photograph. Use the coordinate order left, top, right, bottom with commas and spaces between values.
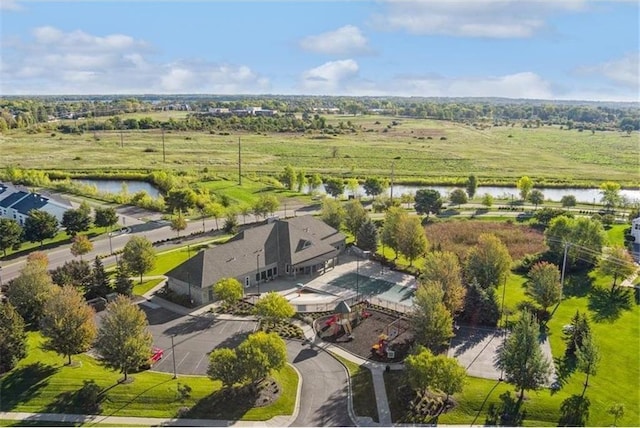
496, 310, 550, 400
564, 311, 591, 358
576, 333, 600, 397
114, 260, 134, 296
88, 256, 112, 299
356, 219, 378, 252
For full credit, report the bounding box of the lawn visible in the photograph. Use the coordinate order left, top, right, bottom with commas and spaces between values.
385, 265, 640, 426
1, 117, 636, 186
332, 354, 379, 422
132, 278, 164, 296
3, 226, 105, 259
0, 333, 298, 421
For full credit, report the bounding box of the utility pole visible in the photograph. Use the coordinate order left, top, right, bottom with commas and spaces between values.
238, 137, 242, 185
170, 335, 177, 379
162, 128, 166, 163
120, 129, 124, 148
390, 161, 395, 203
560, 241, 570, 298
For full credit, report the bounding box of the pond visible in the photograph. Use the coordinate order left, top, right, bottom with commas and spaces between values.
73, 179, 161, 198
311, 184, 640, 204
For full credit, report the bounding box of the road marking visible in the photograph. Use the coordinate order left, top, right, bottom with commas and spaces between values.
176, 351, 190, 370
193, 354, 207, 374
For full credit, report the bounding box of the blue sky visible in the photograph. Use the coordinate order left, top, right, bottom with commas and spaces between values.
1, 0, 638, 100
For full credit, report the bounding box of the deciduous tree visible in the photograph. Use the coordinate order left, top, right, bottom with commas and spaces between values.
545, 216, 605, 268
24, 210, 58, 246
279, 165, 296, 190
7, 259, 55, 324
62, 208, 92, 236
599, 181, 621, 211
207, 348, 241, 389
397, 216, 428, 266
94, 206, 119, 231
170, 215, 187, 237
528, 189, 545, 209
411, 281, 454, 352
482, 193, 494, 208
421, 251, 465, 315
527, 261, 562, 314
449, 188, 468, 207
496, 310, 550, 400
464, 233, 512, 289
363, 177, 387, 198
517, 176, 534, 200
213, 278, 244, 306
561, 195, 577, 208
236, 331, 287, 385
70, 234, 93, 260
324, 177, 345, 199
254, 291, 295, 323
597, 246, 636, 291
0, 302, 27, 374
95, 295, 153, 381
51, 259, 93, 294
308, 174, 323, 195
320, 197, 344, 230
0, 218, 22, 257
346, 178, 359, 199
414, 189, 442, 219
344, 199, 368, 237
40, 285, 97, 365
381, 206, 407, 260
166, 187, 197, 215
122, 236, 156, 283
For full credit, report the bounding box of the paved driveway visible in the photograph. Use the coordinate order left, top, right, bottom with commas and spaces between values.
137, 301, 257, 376
287, 341, 353, 427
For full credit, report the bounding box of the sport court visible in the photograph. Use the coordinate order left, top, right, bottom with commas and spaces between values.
326, 272, 415, 305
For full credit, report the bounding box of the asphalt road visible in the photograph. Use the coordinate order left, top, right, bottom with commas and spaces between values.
288, 341, 353, 427
132, 302, 352, 427
0, 201, 313, 285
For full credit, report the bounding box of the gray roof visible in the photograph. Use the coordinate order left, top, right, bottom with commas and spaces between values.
11, 193, 49, 215
167, 216, 345, 288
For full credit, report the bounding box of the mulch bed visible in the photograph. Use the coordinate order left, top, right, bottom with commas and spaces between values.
317, 308, 414, 363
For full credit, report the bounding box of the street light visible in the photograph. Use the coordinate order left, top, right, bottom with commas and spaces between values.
187, 272, 192, 306
108, 232, 113, 255
356, 250, 371, 303
170, 335, 177, 379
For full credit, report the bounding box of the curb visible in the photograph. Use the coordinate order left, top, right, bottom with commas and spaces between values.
287, 362, 304, 426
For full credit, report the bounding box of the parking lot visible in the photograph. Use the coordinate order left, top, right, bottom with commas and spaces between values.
137, 301, 257, 375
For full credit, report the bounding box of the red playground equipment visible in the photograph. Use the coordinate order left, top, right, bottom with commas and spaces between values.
371, 334, 389, 357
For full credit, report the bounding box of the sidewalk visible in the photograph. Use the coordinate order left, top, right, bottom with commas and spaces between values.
290, 318, 403, 427
0, 411, 290, 427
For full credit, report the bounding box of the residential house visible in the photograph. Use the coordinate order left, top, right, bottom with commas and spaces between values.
166, 216, 346, 305
0, 182, 73, 225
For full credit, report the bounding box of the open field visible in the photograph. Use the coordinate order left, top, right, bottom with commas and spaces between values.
1, 116, 637, 186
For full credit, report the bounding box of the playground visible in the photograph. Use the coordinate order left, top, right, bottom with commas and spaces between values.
316, 304, 414, 363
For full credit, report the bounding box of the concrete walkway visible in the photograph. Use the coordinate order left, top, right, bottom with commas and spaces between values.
0, 411, 290, 427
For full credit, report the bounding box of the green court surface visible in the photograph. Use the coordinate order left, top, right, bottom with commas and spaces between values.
327, 273, 414, 305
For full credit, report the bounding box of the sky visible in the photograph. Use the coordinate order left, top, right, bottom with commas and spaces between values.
1, 0, 639, 101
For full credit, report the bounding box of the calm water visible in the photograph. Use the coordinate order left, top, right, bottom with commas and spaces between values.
312, 184, 640, 204
73, 179, 161, 198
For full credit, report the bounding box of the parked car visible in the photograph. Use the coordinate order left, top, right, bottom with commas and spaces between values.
138, 347, 164, 371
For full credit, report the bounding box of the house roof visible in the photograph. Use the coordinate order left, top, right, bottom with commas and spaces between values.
11, 193, 49, 215
0, 191, 28, 208
167, 216, 345, 288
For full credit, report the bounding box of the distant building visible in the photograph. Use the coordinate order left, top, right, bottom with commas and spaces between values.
166, 216, 346, 305
0, 182, 72, 225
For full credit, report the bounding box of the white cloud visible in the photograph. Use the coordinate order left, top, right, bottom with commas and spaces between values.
577, 53, 640, 89
299, 25, 371, 55
371, 0, 587, 38
0, 0, 23, 11
299, 59, 359, 94
2, 26, 270, 95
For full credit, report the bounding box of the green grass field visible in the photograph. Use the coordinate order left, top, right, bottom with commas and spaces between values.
333, 354, 378, 422
0, 333, 298, 421
1, 116, 637, 186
